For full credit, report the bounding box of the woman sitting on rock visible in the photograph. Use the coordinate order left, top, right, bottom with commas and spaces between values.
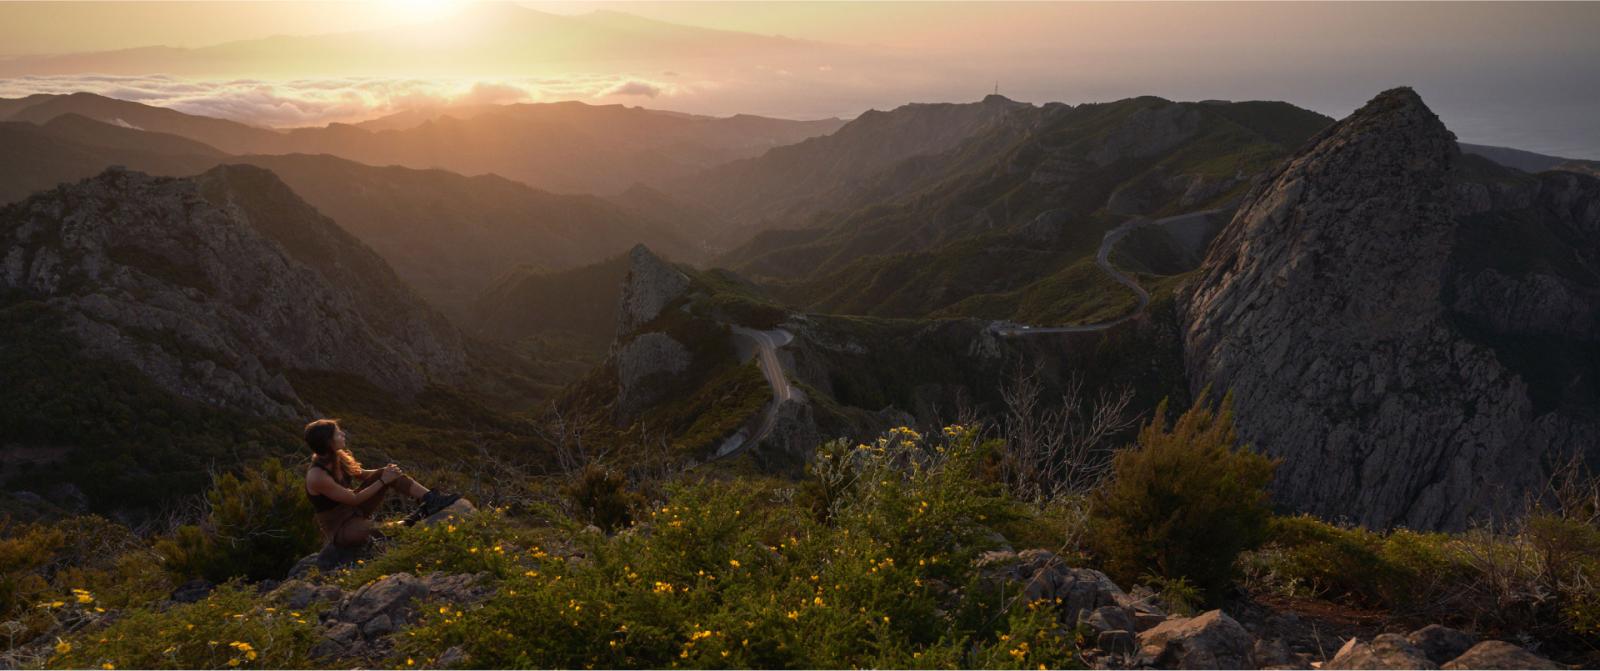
303, 418, 460, 548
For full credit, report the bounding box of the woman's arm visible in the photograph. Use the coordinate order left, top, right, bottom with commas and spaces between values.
308, 468, 392, 507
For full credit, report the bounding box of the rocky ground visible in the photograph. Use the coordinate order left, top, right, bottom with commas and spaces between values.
978, 549, 1568, 670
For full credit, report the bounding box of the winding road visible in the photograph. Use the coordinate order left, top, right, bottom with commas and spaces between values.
712, 327, 797, 459
993, 208, 1220, 336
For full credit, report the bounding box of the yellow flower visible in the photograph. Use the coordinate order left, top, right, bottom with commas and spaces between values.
728, 559, 741, 568
54, 639, 71, 654
786, 610, 799, 620
227, 658, 240, 667
407, 658, 415, 666
101, 664, 113, 670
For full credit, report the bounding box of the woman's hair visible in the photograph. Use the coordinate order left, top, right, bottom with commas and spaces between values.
303, 418, 362, 484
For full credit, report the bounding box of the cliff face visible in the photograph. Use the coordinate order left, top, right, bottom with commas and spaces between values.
1181, 88, 1600, 530
0, 166, 468, 419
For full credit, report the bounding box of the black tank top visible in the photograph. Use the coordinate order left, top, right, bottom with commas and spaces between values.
306, 462, 345, 512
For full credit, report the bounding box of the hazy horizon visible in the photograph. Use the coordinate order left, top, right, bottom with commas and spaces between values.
0, 1, 1596, 158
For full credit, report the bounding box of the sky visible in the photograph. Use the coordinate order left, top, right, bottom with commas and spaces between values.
0, 1, 1596, 158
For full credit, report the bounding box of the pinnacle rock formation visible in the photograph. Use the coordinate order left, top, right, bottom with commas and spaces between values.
1181, 88, 1600, 529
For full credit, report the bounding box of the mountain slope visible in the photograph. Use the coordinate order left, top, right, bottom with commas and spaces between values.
230, 153, 702, 311
0, 119, 223, 205
0, 115, 710, 313
673, 94, 1033, 234
0, 165, 467, 420
1, 92, 845, 195
1181, 88, 1600, 529
736, 97, 1334, 325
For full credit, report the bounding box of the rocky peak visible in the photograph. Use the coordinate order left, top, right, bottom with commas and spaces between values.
0, 166, 467, 419
1178, 87, 1586, 529
614, 244, 690, 336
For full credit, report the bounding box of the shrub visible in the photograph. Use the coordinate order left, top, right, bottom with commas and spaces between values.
394, 426, 1065, 669
1242, 515, 1393, 605
0, 516, 171, 655
42, 582, 322, 670
562, 463, 643, 533
337, 508, 533, 588
1085, 393, 1277, 600
155, 460, 322, 583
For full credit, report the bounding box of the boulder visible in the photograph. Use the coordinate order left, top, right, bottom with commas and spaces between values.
420, 498, 477, 526
1255, 637, 1311, 670
1082, 605, 1137, 635
337, 573, 429, 625
288, 542, 364, 578
310, 621, 361, 660
1326, 634, 1438, 669
1097, 630, 1137, 656
436, 645, 470, 668
361, 613, 394, 638
1407, 625, 1477, 666
1442, 641, 1560, 670
170, 579, 214, 604
1137, 610, 1256, 669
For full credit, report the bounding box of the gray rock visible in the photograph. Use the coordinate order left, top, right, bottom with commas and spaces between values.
421, 571, 494, 605
1098, 630, 1137, 656
1442, 641, 1561, 670
1407, 625, 1477, 666
615, 245, 691, 336
337, 572, 428, 625
613, 332, 693, 419
310, 621, 361, 660
360, 613, 394, 638
435, 645, 470, 668
1255, 637, 1311, 670
266, 580, 317, 609
420, 498, 477, 526
1178, 87, 1600, 529
0, 166, 468, 420
170, 579, 213, 604
1326, 634, 1438, 669
1082, 605, 1137, 635
1136, 610, 1255, 669
978, 549, 1138, 626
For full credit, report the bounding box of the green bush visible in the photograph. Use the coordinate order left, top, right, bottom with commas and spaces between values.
0, 516, 171, 654
1085, 393, 1277, 600
337, 508, 533, 588
43, 582, 323, 670
155, 460, 322, 583
393, 426, 1070, 669
1243, 515, 1394, 605
562, 463, 644, 533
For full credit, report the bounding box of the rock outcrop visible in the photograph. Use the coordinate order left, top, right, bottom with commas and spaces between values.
614, 244, 690, 336
0, 166, 468, 419
1180, 88, 1600, 529
1137, 610, 1257, 669
1326, 634, 1439, 669
1441, 640, 1561, 670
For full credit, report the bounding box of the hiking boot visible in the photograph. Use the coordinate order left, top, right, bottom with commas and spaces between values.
402, 490, 462, 526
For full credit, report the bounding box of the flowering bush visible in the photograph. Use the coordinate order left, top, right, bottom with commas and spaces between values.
42, 582, 322, 670
393, 425, 1076, 668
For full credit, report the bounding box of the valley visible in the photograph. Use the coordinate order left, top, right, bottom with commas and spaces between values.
2, 68, 1597, 669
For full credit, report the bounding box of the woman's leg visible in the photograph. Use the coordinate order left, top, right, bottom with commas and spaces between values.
354, 473, 427, 517
333, 515, 375, 549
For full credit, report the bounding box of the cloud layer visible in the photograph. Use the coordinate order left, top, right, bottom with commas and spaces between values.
0, 74, 683, 127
